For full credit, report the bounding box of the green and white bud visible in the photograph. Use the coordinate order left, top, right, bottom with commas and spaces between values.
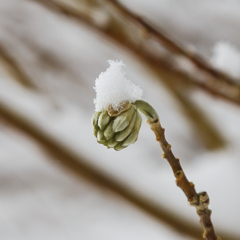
92, 60, 159, 151
91, 100, 159, 151
91, 102, 142, 151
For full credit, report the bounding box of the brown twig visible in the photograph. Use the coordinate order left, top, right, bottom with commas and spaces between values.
149, 116, 219, 240
134, 100, 220, 240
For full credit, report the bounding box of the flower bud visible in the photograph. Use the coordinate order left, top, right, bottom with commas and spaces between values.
91, 102, 142, 151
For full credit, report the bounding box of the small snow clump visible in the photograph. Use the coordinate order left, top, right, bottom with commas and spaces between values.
94, 60, 143, 112
211, 41, 240, 79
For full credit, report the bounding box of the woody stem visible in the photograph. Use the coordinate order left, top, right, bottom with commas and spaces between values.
134, 100, 220, 240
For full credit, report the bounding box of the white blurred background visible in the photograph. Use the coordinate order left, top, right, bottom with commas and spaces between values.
0, 0, 240, 239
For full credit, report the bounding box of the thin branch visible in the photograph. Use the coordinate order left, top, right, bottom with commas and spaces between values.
0, 42, 37, 89
168, 88, 225, 150
0, 41, 62, 108
135, 100, 220, 240
151, 121, 219, 240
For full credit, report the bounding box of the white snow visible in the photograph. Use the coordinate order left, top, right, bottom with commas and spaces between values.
94, 60, 143, 112
211, 41, 240, 79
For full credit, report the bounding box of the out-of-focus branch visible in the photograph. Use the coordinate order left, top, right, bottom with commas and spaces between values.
29, 0, 240, 105
106, 0, 240, 104
107, 0, 240, 86
0, 42, 37, 89
170, 90, 225, 150
0, 41, 62, 108
0, 94, 239, 240
148, 60, 225, 150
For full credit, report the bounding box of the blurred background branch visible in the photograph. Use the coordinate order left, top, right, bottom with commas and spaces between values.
107, 0, 240, 86
31, 0, 240, 105
0, 42, 37, 89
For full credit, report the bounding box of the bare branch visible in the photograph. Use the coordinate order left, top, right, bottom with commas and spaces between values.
151, 121, 219, 240
135, 100, 220, 240
0, 42, 37, 89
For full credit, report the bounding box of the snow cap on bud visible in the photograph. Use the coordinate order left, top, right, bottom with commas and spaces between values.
92, 60, 143, 150
92, 60, 158, 151
93, 60, 143, 112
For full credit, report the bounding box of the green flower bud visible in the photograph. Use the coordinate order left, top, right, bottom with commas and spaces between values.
91, 102, 142, 151
92, 100, 158, 151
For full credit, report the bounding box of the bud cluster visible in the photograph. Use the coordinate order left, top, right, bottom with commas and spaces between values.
91, 102, 142, 151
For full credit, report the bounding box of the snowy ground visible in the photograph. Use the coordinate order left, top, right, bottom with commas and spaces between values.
0, 0, 240, 239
